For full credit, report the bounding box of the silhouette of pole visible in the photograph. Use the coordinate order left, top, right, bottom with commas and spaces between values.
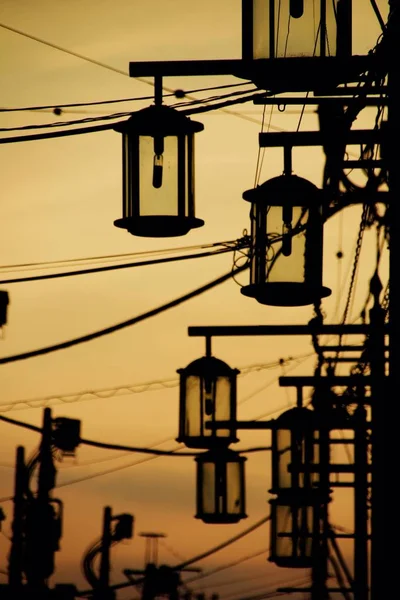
97, 506, 114, 600
25, 407, 58, 595
369, 276, 386, 600
354, 404, 369, 600
8, 446, 26, 595
311, 420, 330, 600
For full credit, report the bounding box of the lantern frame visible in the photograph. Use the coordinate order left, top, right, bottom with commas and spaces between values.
195, 448, 247, 524
269, 493, 320, 568
270, 406, 320, 495
177, 356, 239, 449
241, 173, 332, 306
242, 0, 352, 61
113, 104, 204, 238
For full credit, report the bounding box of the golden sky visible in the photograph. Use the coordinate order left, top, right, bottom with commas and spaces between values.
0, 1, 389, 598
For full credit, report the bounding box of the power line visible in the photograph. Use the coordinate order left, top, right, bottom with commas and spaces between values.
183, 548, 268, 585
0, 356, 300, 413
0, 81, 253, 113
0, 91, 279, 145
0, 240, 235, 272
0, 246, 236, 285
0, 88, 261, 133
0, 22, 149, 84
173, 515, 270, 571
0, 262, 248, 365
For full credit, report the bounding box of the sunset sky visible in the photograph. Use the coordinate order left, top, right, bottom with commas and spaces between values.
0, 1, 389, 599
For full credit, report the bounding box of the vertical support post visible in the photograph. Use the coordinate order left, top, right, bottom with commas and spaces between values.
38, 407, 55, 502
8, 446, 26, 594
381, 2, 398, 598
354, 405, 369, 600
369, 284, 386, 600
205, 336, 212, 357
98, 506, 113, 599
311, 422, 330, 600
283, 145, 292, 176
154, 75, 163, 106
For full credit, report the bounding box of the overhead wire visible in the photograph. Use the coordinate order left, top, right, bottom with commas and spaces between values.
0, 262, 249, 365
0, 355, 302, 413
0, 82, 254, 113
0, 245, 237, 285
0, 239, 237, 272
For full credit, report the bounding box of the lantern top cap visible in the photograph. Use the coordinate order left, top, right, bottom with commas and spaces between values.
178, 355, 239, 376
113, 104, 204, 136
276, 406, 319, 427
242, 174, 321, 206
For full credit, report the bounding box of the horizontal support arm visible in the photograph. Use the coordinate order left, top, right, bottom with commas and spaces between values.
188, 324, 383, 337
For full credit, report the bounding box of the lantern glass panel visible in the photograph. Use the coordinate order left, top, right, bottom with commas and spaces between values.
276, 427, 319, 491
226, 461, 243, 515
251, 0, 338, 59
201, 461, 216, 515
267, 205, 308, 284
139, 136, 179, 216
181, 370, 235, 446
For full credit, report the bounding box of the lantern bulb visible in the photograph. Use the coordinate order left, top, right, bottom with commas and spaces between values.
152, 154, 163, 188
282, 223, 292, 256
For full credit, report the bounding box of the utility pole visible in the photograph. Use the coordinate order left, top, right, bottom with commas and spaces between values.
8, 446, 26, 597
97, 506, 115, 600
24, 407, 61, 598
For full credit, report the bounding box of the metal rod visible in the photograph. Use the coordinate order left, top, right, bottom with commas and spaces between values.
354, 407, 369, 600
8, 446, 25, 593
154, 75, 163, 106
259, 129, 383, 147
188, 324, 383, 336
253, 96, 388, 105
99, 506, 112, 597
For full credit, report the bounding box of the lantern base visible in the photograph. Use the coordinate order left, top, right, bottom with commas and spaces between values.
114, 216, 204, 238
268, 556, 313, 569
176, 436, 238, 449
195, 513, 247, 524
241, 283, 332, 307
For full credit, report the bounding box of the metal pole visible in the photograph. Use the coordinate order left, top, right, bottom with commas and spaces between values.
8, 446, 26, 593
354, 405, 369, 600
369, 290, 386, 600
98, 506, 113, 600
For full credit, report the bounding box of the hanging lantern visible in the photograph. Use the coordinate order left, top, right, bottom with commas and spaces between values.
269, 494, 319, 568
195, 449, 247, 524
113, 104, 204, 238
177, 356, 239, 449
242, 0, 352, 61
241, 174, 331, 306
270, 407, 320, 495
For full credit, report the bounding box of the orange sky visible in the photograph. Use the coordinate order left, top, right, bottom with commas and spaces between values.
0, 1, 389, 599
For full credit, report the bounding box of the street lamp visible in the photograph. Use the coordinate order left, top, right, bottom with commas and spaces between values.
195, 448, 246, 524
242, 0, 351, 61
177, 354, 239, 449
271, 407, 320, 494
241, 172, 331, 306
113, 97, 204, 238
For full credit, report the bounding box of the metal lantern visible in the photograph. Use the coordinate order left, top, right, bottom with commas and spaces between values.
113, 104, 204, 238
241, 174, 331, 306
271, 407, 320, 495
195, 449, 247, 524
242, 0, 351, 61
177, 356, 239, 449
269, 494, 318, 568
